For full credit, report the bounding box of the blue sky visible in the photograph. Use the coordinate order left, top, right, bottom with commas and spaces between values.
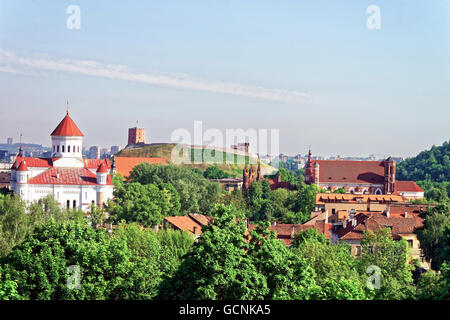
0, 0, 449, 158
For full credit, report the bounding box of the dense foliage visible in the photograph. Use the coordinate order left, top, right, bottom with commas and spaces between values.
397, 140, 450, 182
127, 163, 221, 215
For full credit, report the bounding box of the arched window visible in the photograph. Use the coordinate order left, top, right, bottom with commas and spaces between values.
375, 188, 382, 195
73, 200, 76, 208
68, 145, 71, 153
67, 200, 70, 208
73, 146, 76, 153
362, 188, 369, 195
62, 145, 65, 152
57, 145, 60, 152
349, 188, 355, 194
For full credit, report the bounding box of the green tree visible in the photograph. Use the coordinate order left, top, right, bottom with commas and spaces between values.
112, 222, 164, 299
203, 166, 230, 179
0, 219, 138, 299
357, 228, 415, 300
159, 204, 268, 299
127, 164, 221, 215
108, 182, 180, 227
0, 194, 82, 257
292, 229, 366, 300
417, 213, 450, 269
248, 222, 320, 299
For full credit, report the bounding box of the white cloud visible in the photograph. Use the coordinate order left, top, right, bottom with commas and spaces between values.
0, 50, 310, 103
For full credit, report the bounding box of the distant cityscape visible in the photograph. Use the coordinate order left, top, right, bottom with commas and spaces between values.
0, 131, 404, 170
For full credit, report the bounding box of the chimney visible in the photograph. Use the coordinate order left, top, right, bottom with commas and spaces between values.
404, 211, 408, 218
155, 224, 159, 232
291, 225, 296, 238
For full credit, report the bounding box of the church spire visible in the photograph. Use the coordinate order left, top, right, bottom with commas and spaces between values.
17, 133, 24, 157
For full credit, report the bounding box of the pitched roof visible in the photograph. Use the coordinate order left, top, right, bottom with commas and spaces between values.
316, 193, 404, 203
312, 160, 385, 184
188, 213, 214, 226
28, 167, 113, 185
17, 160, 29, 171
96, 161, 108, 173
164, 216, 203, 235
84, 158, 110, 169
394, 180, 423, 193
114, 156, 167, 178
249, 222, 332, 245
50, 112, 84, 137
337, 212, 424, 241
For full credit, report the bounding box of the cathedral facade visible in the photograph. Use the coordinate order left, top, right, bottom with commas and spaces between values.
10, 111, 114, 211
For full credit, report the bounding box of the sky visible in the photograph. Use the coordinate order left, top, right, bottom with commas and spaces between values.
0, 0, 449, 158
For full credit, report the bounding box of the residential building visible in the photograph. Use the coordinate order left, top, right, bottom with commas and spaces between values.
210, 177, 243, 191
336, 210, 430, 268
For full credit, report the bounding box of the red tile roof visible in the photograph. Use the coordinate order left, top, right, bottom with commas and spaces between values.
115, 156, 167, 178
12, 157, 54, 168
337, 212, 424, 241
316, 193, 404, 203
84, 158, 111, 169
188, 213, 214, 226
28, 167, 113, 185
50, 112, 84, 137
312, 160, 385, 184
249, 222, 332, 245
394, 180, 423, 193
96, 161, 108, 173
164, 216, 203, 235
17, 160, 29, 171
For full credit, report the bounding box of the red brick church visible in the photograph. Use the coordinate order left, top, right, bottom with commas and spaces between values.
304, 150, 423, 199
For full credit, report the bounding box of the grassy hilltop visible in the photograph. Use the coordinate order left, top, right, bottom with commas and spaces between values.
116, 143, 277, 178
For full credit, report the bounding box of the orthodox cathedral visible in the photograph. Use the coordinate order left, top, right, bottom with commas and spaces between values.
10, 111, 114, 211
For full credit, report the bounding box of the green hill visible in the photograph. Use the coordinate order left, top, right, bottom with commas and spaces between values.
116, 143, 277, 178
397, 140, 450, 182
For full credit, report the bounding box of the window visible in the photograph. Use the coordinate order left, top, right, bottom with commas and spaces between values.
73, 200, 76, 208
407, 240, 413, 247
85, 192, 87, 199
62, 145, 65, 152
57, 145, 60, 152
68, 146, 71, 152
67, 200, 70, 208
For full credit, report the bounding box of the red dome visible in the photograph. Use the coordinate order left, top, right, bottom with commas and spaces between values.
51, 111, 84, 137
